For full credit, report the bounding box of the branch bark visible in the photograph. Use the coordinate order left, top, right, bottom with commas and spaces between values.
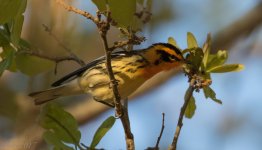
98, 12, 135, 149
169, 85, 194, 150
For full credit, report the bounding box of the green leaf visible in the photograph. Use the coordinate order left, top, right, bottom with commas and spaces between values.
0, 45, 15, 76
43, 131, 74, 150
0, 0, 27, 24
185, 47, 204, 71
206, 50, 228, 70
90, 116, 116, 148
15, 53, 54, 76
19, 38, 31, 49
207, 64, 244, 73
0, 28, 10, 46
203, 86, 222, 104
108, 0, 136, 28
39, 103, 81, 146
168, 37, 180, 49
0, 59, 10, 76
185, 95, 196, 119
10, 15, 24, 46
92, 0, 107, 11
202, 33, 211, 68
187, 32, 198, 48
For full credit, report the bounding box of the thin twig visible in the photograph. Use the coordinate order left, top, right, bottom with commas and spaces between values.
55, 0, 98, 24
169, 81, 195, 150
42, 24, 85, 67
20, 50, 81, 64
155, 113, 165, 149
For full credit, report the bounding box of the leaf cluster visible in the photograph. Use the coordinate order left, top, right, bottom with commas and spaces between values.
92, 0, 152, 30
39, 103, 116, 150
0, 0, 54, 76
168, 32, 244, 118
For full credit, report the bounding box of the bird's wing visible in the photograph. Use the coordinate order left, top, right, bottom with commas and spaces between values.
51, 51, 129, 87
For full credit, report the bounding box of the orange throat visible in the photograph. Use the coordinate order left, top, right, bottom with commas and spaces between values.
140, 62, 183, 78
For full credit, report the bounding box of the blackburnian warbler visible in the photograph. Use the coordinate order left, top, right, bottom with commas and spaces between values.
29, 43, 185, 107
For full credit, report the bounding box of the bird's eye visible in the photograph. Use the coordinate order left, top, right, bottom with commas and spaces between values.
169, 55, 177, 61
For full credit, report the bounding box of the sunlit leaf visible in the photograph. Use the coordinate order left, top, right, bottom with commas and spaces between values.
202, 33, 211, 68
168, 37, 180, 49
203, 86, 222, 104
108, 0, 136, 28
43, 131, 74, 150
15, 53, 54, 76
206, 50, 228, 70
207, 64, 244, 73
92, 0, 107, 11
187, 32, 198, 48
90, 116, 116, 148
185, 95, 196, 119
39, 103, 81, 146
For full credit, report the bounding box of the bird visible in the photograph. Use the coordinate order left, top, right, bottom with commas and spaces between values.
29, 43, 185, 107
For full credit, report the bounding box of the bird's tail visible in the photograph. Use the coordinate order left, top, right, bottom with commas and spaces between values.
29, 80, 82, 105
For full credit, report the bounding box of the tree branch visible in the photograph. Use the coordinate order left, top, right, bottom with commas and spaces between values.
169, 84, 194, 150
98, 11, 135, 149
42, 24, 86, 67
169, 85, 194, 150
120, 107, 134, 150
55, 0, 98, 24
55, 1, 135, 149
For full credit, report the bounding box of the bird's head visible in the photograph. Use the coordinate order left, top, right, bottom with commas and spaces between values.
141, 43, 185, 77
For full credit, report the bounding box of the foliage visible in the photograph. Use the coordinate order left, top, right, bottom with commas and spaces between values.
39, 103, 82, 150
168, 32, 244, 119
92, 0, 152, 30
39, 103, 115, 150
0, 0, 55, 77
90, 116, 116, 149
